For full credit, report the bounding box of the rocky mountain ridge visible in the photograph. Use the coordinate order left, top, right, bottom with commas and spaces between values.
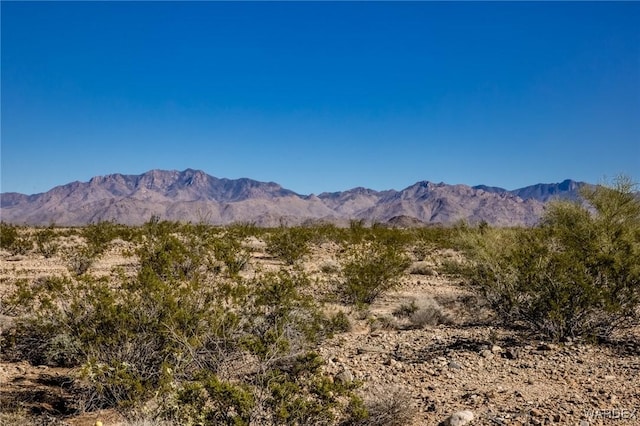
0, 169, 586, 226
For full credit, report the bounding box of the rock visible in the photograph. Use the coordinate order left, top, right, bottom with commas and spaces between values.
480, 349, 494, 359
538, 343, 558, 351
530, 408, 543, 417
503, 347, 521, 359
442, 410, 475, 426
491, 345, 503, 353
448, 360, 462, 370
357, 346, 385, 355
335, 368, 354, 384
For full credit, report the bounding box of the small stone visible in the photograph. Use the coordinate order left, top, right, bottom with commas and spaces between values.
538, 343, 558, 351
335, 368, 354, 384
530, 408, 543, 417
480, 349, 494, 359
444, 410, 475, 426
448, 360, 462, 370
356, 346, 385, 355
604, 375, 616, 381
491, 345, 503, 353
504, 347, 521, 360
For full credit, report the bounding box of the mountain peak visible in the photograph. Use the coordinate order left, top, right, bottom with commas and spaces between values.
0, 170, 590, 226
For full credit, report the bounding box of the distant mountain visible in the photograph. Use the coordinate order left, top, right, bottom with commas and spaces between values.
473, 179, 585, 203
0, 169, 589, 227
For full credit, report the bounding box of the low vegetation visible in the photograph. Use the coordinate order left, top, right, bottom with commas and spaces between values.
339, 241, 411, 307
461, 176, 640, 341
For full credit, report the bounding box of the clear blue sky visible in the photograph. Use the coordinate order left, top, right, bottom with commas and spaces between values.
2, 1, 639, 195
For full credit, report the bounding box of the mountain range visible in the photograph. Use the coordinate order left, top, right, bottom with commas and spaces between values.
0, 169, 587, 227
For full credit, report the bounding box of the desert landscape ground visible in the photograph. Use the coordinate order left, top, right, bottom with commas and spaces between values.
1, 197, 638, 426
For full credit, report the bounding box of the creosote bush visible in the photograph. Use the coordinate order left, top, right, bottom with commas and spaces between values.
35, 224, 59, 258
463, 176, 640, 341
212, 231, 250, 276
340, 241, 411, 306
0, 223, 33, 255
265, 226, 312, 265
347, 387, 417, 426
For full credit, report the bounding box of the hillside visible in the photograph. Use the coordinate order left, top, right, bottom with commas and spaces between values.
0, 169, 585, 226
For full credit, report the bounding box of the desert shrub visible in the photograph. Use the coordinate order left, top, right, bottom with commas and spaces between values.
3, 231, 243, 409
163, 374, 254, 425
393, 300, 419, 318
320, 259, 341, 274
35, 225, 59, 258
437, 258, 471, 277
212, 232, 250, 276
2, 224, 363, 423
136, 227, 213, 281
411, 226, 461, 250
408, 261, 435, 276
347, 387, 417, 426
340, 242, 411, 306
0, 223, 33, 255
66, 247, 95, 276
82, 220, 122, 256
227, 221, 262, 239
240, 271, 329, 357
237, 271, 361, 424
347, 219, 368, 244
265, 227, 312, 265
328, 311, 352, 333
368, 225, 415, 250
0, 222, 18, 248
463, 176, 640, 341
410, 240, 433, 261
408, 298, 451, 328
308, 223, 344, 245
368, 315, 398, 331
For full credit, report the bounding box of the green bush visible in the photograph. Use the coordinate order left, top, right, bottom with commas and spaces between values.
265, 227, 312, 265
340, 242, 411, 306
82, 220, 123, 256
35, 224, 59, 258
67, 247, 96, 276
212, 232, 250, 276
464, 176, 640, 341
0, 223, 33, 255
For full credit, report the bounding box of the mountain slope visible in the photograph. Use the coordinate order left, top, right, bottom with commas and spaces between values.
473, 179, 584, 202
0, 169, 588, 226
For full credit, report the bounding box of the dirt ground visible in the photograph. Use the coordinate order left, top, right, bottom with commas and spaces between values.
1, 236, 639, 426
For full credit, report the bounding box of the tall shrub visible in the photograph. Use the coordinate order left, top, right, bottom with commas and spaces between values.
465, 176, 640, 341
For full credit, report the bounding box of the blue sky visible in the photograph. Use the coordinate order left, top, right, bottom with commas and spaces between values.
2, 1, 639, 195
